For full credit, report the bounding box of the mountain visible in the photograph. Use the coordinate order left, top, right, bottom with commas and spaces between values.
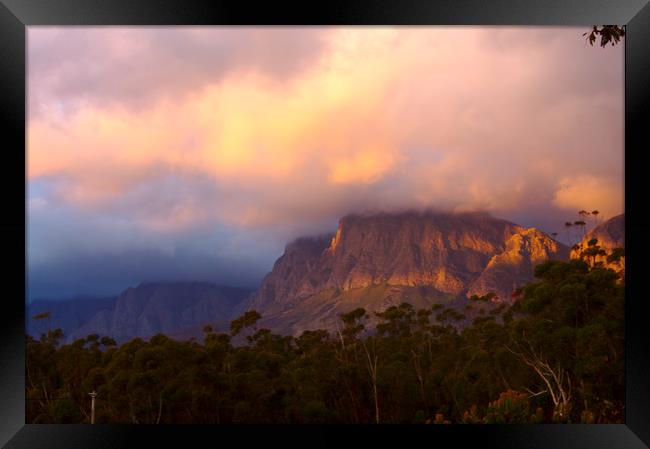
58, 282, 252, 343
246, 211, 569, 335
570, 213, 625, 270
467, 228, 569, 301
27, 296, 117, 339
27, 212, 575, 342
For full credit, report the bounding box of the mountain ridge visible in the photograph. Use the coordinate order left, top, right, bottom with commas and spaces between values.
30, 211, 611, 341
27, 282, 253, 343
27, 296, 118, 340
245, 211, 569, 335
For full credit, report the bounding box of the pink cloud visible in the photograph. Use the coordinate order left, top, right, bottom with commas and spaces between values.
553, 175, 623, 220
28, 27, 624, 236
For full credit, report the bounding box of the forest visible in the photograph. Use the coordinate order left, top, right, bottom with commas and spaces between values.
26, 241, 625, 424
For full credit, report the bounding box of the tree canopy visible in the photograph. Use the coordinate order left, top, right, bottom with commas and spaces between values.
27, 252, 624, 424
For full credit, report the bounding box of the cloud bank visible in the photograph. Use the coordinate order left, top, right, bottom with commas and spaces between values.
27, 27, 624, 299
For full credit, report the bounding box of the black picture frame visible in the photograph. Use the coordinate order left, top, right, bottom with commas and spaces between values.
1, 1, 649, 447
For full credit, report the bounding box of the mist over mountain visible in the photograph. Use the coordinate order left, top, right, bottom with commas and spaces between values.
28, 283, 253, 344
27, 296, 117, 339
27, 245, 266, 303
28, 211, 626, 342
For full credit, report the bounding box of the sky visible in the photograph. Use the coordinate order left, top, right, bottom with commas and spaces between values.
27, 27, 624, 301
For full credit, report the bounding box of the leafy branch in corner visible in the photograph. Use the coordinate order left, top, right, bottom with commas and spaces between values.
584, 26, 625, 47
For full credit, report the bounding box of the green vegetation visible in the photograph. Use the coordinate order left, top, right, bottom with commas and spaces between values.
26, 252, 624, 424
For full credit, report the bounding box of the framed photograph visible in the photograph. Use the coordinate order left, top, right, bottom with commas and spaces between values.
1, 0, 649, 448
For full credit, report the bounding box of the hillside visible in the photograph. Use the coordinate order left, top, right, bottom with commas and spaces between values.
246, 211, 568, 335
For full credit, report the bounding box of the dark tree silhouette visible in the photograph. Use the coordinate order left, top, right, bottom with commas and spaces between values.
584, 26, 625, 47
574, 220, 587, 239
591, 210, 600, 227
564, 222, 574, 245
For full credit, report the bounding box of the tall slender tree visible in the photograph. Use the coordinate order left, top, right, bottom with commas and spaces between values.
574, 220, 587, 239
564, 222, 574, 245
591, 210, 600, 227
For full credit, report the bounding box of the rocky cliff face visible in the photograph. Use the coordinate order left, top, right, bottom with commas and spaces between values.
68, 282, 252, 343
247, 211, 568, 334
251, 235, 333, 312
570, 213, 625, 270
36, 212, 578, 342
467, 228, 570, 302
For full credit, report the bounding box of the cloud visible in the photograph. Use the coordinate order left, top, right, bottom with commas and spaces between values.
27, 196, 282, 300
28, 248, 266, 300
553, 175, 623, 219
28, 27, 331, 117
27, 27, 624, 297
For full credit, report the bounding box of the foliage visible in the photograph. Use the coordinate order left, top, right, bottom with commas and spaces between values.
26, 258, 623, 424
584, 26, 625, 47
483, 390, 531, 424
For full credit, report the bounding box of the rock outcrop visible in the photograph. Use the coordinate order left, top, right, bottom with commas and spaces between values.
32, 211, 580, 341
246, 211, 569, 334
467, 228, 570, 302
570, 213, 624, 271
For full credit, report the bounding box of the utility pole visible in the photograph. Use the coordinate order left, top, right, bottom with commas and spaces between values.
89, 391, 97, 424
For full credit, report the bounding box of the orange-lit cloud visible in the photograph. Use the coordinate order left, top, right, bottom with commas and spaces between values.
553, 175, 623, 220
27, 27, 624, 263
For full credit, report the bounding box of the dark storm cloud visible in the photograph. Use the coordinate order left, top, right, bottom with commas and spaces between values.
27, 196, 282, 300
27, 249, 266, 301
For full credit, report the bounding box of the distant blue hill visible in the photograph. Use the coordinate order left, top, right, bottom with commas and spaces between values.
27, 296, 118, 340
26, 282, 254, 344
